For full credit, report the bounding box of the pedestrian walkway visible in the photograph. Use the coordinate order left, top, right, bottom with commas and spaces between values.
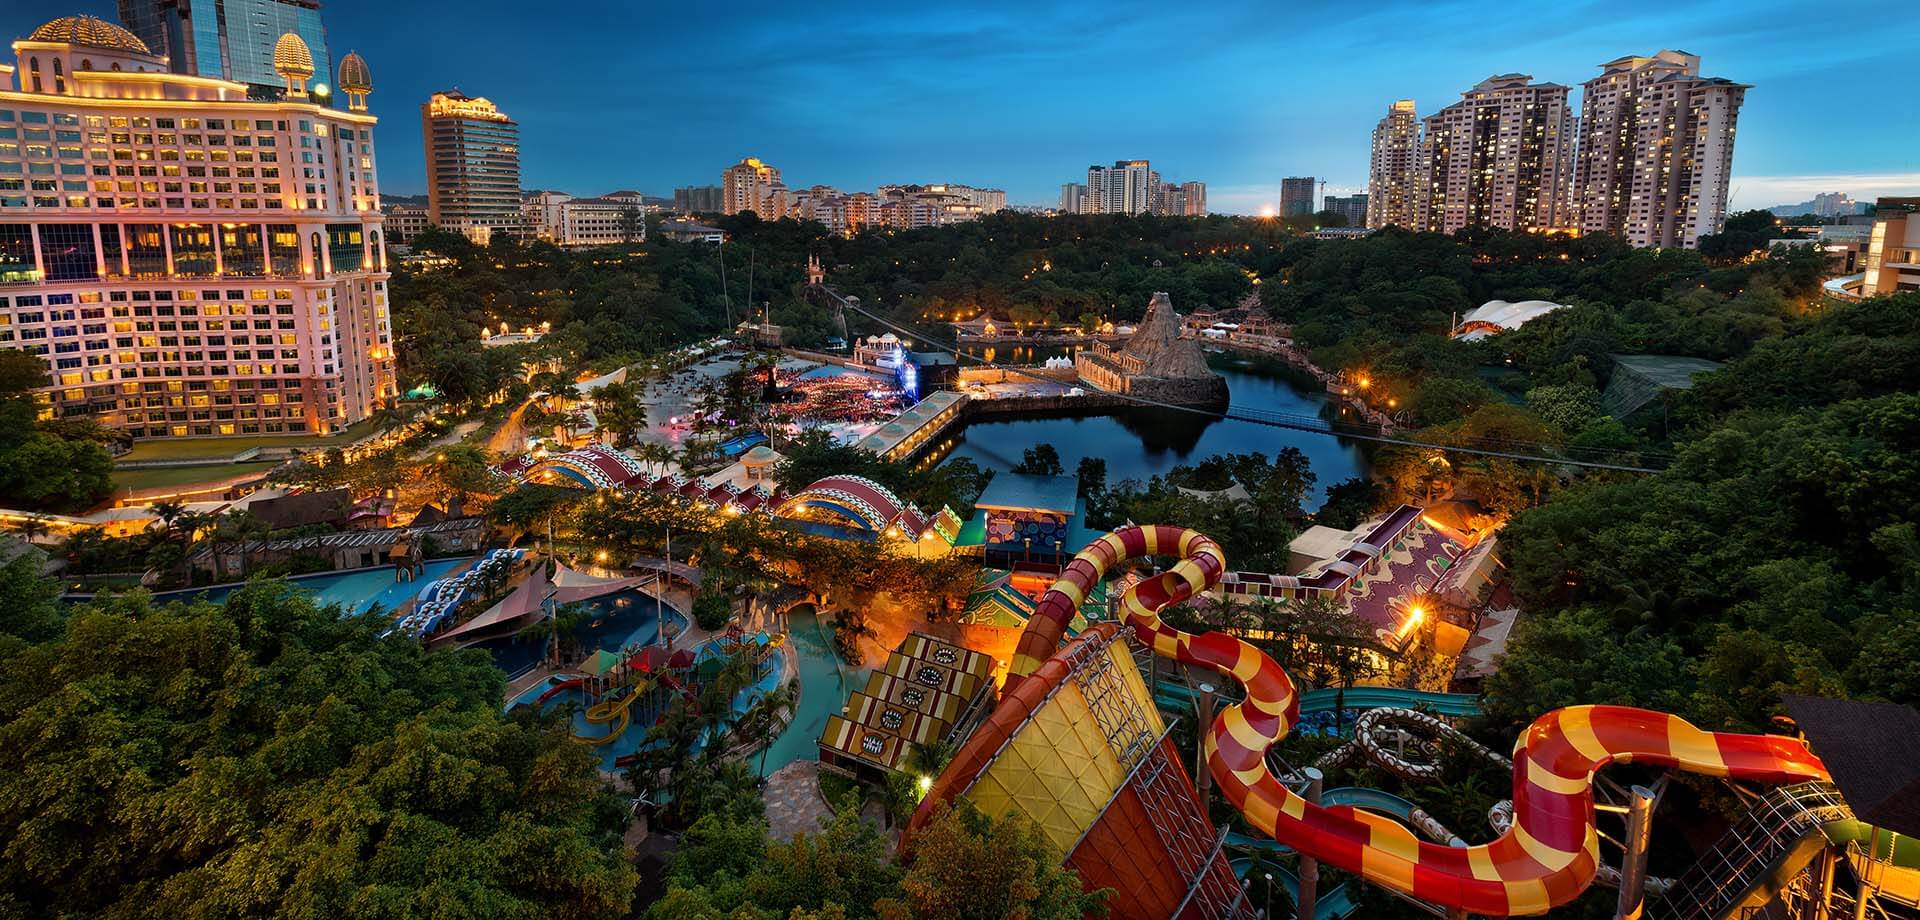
765, 760, 835, 842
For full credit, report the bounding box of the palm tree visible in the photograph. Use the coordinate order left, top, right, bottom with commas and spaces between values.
743, 678, 798, 778
637, 443, 675, 476
173, 509, 214, 585
212, 509, 270, 580
370, 399, 411, 447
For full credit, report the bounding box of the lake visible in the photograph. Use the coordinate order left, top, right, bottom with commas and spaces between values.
936, 351, 1369, 508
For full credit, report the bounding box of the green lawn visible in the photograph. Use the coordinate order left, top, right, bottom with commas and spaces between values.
118, 419, 380, 462
113, 461, 279, 494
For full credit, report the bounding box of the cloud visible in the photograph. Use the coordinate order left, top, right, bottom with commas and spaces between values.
1728, 174, 1920, 209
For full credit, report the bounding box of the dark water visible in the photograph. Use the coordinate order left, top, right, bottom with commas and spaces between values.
937, 353, 1368, 508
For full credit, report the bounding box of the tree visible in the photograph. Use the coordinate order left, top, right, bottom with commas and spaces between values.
1696, 209, 1782, 262
0, 578, 638, 916
0, 353, 113, 509
1011, 444, 1064, 477
741, 679, 797, 777
1483, 608, 1694, 733
884, 801, 1109, 920
590, 380, 649, 448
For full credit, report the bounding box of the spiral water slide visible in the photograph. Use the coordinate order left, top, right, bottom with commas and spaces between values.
1004, 525, 1833, 917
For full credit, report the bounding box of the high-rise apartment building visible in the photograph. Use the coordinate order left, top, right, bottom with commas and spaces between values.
118, 0, 329, 93
1322, 194, 1369, 227
1, 16, 394, 439
1811, 193, 1859, 219
1418, 74, 1574, 234
1088, 160, 1154, 215
1061, 164, 1201, 216
1155, 181, 1207, 217
722, 157, 788, 218
1366, 100, 1419, 229
1280, 177, 1316, 218
1572, 51, 1747, 248
673, 185, 723, 214
422, 91, 520, 244
1060, 183, 1088, 213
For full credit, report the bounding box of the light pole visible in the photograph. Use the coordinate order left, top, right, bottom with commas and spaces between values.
1263, 872, 1274, 920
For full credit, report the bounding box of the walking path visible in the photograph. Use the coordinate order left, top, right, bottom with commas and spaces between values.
764, 760, 835, 842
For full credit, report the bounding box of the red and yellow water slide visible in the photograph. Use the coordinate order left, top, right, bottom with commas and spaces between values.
993, 525, 1833, 917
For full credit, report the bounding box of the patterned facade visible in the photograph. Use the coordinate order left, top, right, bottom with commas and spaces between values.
0, 17, 394, 439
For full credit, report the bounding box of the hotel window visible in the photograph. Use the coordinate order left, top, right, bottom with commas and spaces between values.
0, 225, 34, 282
37, 224, 96, 282
326, 224, 365, 272
125, 225, 165, 277
170, 225, 215, 275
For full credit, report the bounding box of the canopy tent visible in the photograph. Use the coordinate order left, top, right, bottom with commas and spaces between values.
551, 563, 651, 604
433, 562, 652, 644
580, 648, 624, 677
433, 562, 551, 643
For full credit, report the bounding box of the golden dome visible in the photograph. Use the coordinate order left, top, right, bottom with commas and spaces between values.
272, 31, 315, 80
337, 51, 373, 93
30, 15, 152, 54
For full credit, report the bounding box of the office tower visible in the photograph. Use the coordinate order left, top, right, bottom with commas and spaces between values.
118, 0, 329, 93
1367, 100, 1420, 228
722, 157, 788, 218
1, 16, 394, 438
1322, 194, 1369, 227
1418, 74, 1574, 234
673, 185, 723, 214
1087, 160, 1154, 215
1573, 51, 1748, 248
421, 90, 520, 243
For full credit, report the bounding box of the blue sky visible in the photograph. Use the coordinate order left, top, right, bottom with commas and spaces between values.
9, 1, 1917, 211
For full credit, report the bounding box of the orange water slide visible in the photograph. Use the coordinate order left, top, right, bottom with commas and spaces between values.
995, 524, 1832, 916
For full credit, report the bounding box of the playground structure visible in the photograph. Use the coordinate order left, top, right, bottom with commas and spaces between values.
537, 629, 784, 759
912, 524, 1920, 919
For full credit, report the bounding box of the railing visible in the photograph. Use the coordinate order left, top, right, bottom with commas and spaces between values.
1649, 782, 1853, 920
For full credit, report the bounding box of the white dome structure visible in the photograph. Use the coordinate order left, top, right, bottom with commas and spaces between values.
1450, 299, 1567, 342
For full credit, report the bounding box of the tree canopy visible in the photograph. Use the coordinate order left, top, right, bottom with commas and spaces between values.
0, 577, 638, 917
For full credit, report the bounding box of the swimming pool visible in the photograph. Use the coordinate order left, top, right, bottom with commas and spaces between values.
153, 558, 476, 617
514, 633, 785, 773
755, 604, 866, 775
477, 588, 692, 676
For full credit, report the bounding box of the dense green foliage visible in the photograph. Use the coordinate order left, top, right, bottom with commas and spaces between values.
1490, 293, 1920, 731
0, 350, 114, 510
645, 801, 1103, 920
0, 572, 637, 917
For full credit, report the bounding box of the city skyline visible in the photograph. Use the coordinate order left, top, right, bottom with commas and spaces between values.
2, 0, 1914, 214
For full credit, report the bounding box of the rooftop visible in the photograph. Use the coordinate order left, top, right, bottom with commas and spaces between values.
975, 472, 1078, 514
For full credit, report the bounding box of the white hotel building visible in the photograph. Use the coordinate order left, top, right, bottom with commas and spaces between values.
0, 15, 394, 440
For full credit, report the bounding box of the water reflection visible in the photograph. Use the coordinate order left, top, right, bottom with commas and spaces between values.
937, 353, 1368, 507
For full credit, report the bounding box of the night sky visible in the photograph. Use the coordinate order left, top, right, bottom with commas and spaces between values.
7, 1, 1916, 212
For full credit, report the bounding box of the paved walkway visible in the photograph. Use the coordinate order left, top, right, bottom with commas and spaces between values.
764, 760, 835, 842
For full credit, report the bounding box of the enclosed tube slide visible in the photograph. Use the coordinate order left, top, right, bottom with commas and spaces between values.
1006, 525, 1831, 916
